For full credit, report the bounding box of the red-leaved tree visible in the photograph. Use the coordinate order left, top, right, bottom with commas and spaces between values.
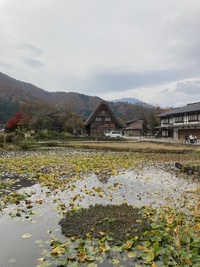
5, 113, 29, 132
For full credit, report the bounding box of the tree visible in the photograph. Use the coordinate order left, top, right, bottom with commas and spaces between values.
20, 101, 57, 132
64, 113, 84, 134
147, 113, 159, 132
5, 117, 18, 132
5, 112, 29, 132
20, 100, 83, 134
142, 118, 148, 134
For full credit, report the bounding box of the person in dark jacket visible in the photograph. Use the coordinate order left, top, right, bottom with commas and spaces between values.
185, 134, 189, 143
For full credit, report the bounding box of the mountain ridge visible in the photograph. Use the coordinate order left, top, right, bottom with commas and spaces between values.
110, 97, 143, 104
0, 71, 153, 123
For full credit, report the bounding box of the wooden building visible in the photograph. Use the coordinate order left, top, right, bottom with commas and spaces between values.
157, 102, 200, 140
84, 101, 123, 137
124, 119, 144, 136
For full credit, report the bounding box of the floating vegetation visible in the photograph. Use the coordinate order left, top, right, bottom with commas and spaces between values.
0, 146, 199, 266
59, 204, 151, 242
49, 203, 200, 267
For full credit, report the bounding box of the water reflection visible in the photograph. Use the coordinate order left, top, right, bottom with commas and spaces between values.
0, 165, 198, 267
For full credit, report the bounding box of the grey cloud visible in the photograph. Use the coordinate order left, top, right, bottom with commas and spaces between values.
18, 42, 44, 56
158, 3, 200, 77
84, 67, 193, 93
176, 80, 200, 94
2, 0, 200, 107
21, 57, 45, 68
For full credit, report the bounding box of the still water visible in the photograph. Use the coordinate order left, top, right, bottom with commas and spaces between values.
0, 165, 198, 267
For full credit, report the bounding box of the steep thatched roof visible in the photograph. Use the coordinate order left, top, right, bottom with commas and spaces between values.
84, 101, 123, 127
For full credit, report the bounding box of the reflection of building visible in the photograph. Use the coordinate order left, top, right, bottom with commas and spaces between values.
157, 102, 200, 139
124, 119, 144, 136
84, 101, 123, 137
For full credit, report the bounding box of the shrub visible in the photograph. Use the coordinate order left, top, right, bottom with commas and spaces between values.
48, 131, 59, 137
60, 132, 72, 138
12, 135, 24, 145
5, 133, 16, 143
45, 141, 58, 147
0, 135, 4, 144
38, 130, 49, 139
20, 140, 30, 150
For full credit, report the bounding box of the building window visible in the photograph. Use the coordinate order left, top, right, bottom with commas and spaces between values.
162, 131, 168, 136
161, 118, 169, 124
174, 116, 183, 123
101, 110, 106, 115
188, 114, 198, 121
105, 116, 111, 122
95, 116, 102, 122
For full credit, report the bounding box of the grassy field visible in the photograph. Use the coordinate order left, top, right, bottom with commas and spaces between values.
66, 139, 199, 152
1, 137, 200, 162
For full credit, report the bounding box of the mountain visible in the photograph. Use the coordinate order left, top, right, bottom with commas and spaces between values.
0, 72, 51, 102
0, 72, 153, 123
111, 97, 143, 104
0, 72, 105, 123
110, 97, 154, 109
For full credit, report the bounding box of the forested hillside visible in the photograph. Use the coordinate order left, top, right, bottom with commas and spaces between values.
0, 72, 159, 124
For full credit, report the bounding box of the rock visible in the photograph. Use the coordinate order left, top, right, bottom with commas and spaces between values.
175, 162, 182, 169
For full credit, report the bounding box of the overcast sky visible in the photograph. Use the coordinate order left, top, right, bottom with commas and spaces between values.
1, 0, 200, 107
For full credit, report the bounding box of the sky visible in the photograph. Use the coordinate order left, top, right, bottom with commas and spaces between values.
1, 0, 200, 108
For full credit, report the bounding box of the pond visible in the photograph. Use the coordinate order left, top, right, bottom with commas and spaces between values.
0, 159, 199, 267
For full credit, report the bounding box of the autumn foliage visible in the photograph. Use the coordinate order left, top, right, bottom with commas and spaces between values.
5, 112, 29, 132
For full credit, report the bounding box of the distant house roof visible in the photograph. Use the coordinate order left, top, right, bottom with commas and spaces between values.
84, 101, 123, 127
125, 118, 143, 124
158, 102, 200, 117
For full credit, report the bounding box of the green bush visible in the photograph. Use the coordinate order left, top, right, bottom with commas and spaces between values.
48, 131, 59, 137
45, 141, 58, 147
38, 130, 59, 139
60, 132, 72, 138
12, 135, 23, 145
15, 130, 25, 138
38, 130, 49, 139
20, 140, 30, 150
0, 135, 4, 144
5, 133, 16, 143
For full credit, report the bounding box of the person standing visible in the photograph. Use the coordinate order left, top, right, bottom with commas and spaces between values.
185, 134, 189, 143
189, 134, 194, 144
